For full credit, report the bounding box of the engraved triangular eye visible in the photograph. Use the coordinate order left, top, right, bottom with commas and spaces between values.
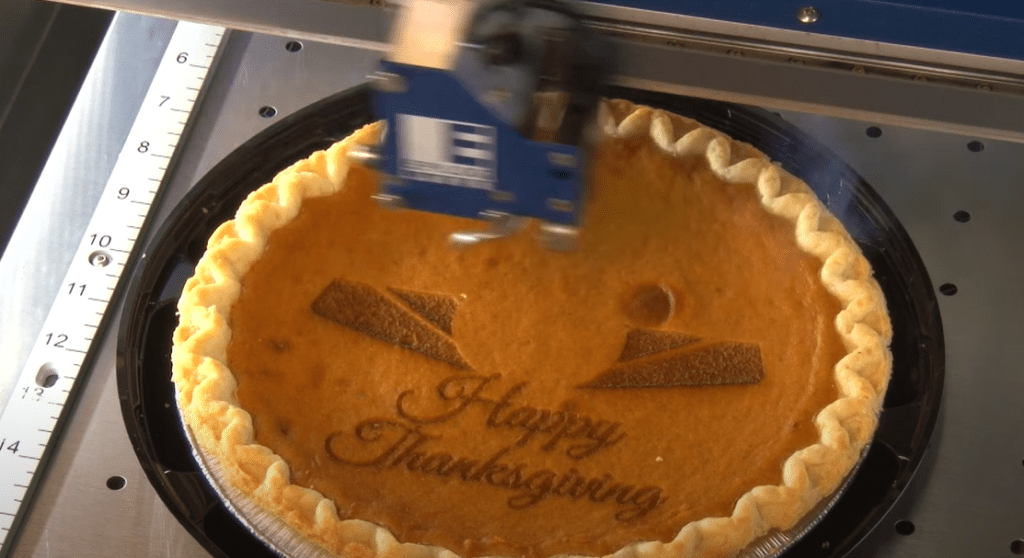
388, 287, 459, 334
312, 279, 472, 370
617, 329, 701, 362
581, 332, 764, 389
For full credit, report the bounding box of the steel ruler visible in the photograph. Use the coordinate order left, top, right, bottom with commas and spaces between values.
0, 20, 225, 556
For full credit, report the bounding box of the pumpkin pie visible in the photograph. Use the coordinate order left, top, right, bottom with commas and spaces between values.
171, 100, 892, 558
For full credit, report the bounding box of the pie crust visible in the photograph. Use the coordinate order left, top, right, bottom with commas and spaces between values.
171, 100, 892, 558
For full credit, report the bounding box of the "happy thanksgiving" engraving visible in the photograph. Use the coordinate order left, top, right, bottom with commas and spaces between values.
324, 374, 665, 521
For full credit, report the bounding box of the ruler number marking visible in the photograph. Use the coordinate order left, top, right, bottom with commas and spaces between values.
43, 333, 67, 348
0, 440, 21, 458
88, 234, 111, 248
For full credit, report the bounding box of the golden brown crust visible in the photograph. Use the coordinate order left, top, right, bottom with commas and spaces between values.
171, 101, 892, 558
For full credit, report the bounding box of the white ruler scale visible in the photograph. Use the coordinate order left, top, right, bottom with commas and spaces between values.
0, 20, 225, 555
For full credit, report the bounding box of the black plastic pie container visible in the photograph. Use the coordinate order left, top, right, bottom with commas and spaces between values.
117, 83, 944, 558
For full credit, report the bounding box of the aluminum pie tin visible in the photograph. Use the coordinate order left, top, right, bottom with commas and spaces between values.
182, 419, 335, 558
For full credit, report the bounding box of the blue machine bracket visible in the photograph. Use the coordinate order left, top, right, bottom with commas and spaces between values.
373, 60, 583, 226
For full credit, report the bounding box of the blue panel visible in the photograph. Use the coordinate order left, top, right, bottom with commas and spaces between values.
596, 0, 1024, 62
374, 61, 582, 225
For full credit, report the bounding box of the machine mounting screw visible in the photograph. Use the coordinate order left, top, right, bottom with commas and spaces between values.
369, 72, 407, 94
346, 144, 380, 167
547, 198, 575, 212
548, 152, 576, 167
88, 251, 111, 267
797, 6, 820, 24
372, 193, 406, 210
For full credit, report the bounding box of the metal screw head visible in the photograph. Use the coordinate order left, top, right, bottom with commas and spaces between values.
88, 251, 111, 267
547, 152, 576, 167
488, 190, 515, 202
368, 72, 407, 94
797, 6, 820, 24
547, 198, 575, 212
372, 193, 406, 210
346, 144, 380, 167
538, 222, 578, 251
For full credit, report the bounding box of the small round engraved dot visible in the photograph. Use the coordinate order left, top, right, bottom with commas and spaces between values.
866, 126, 882, 138
285, 40, 303, 52
939, 283, 958, 296
106, 476, 127, 490
953, 210, 971, 223
1012, 539, 1024, 555
625, 284, 675, 327
258, 106, 278, 118
894, 520, 915, 535
967, 140, 985, 152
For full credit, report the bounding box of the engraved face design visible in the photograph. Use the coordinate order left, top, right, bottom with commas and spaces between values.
311, 278, 764, 388
225, 135, 847, 558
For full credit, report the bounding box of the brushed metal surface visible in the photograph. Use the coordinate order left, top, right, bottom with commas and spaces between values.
1, 9, 1022, 558
51, 0, 392, 52
0, 14, 209, 557
42, 0, 1024, 142
0, 12, 172, 418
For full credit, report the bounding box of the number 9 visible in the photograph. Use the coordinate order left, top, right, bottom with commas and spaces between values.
118, 187, 130, 200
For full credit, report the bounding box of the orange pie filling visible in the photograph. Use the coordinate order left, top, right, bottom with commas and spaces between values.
173, 101, 892, 558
